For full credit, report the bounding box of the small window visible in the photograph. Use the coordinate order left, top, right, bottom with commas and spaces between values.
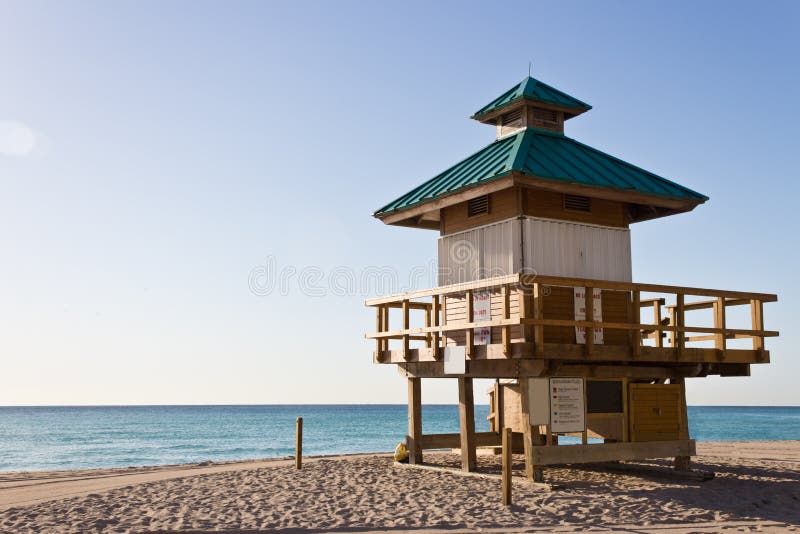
467, 195, 490, 217
564, 194, 591, 212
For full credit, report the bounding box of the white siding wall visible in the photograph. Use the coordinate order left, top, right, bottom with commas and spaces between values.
438, 219, 521, 285
438, 216, 632, 285
522, 218, 632, 282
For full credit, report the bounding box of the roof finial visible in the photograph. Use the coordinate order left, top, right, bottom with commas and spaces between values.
528, 61, 532, 77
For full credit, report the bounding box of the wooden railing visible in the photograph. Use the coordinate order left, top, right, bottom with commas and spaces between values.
365, 274, 778, 366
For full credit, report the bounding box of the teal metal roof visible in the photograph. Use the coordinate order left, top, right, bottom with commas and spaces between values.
374, 128, 708, 216
472, 77, 592, 119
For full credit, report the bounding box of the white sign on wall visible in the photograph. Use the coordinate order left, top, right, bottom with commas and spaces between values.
549, 377, 586, 433
527, 378, 551, 425
443, 346, 466, 375
574, 287, 603, 344
473, 290, 491, 345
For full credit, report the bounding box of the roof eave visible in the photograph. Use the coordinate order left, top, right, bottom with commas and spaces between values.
511, 171, 707, 212
374, 171, 706, 227
374, 173, 516, 225
471, 97, 592, 123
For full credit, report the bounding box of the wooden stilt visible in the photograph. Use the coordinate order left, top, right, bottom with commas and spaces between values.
674, 376, 691, 471
458, 377, 477, 472
518, 377, 539, 481
408, 377, 423, 464
501, 427, 512, 506
295, 417, 303, 470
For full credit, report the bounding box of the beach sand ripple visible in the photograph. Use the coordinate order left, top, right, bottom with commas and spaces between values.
0, 441, 798, 533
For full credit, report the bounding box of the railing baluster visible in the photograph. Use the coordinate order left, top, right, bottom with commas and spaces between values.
375, 305, 384, 361
715, 297, 727, 359
432, 295, 440, 361
631, 290, 641, 359
424, 303, 432, 349
751, 299, 765, 360
585, 284, 594, 357
675, 293, 685, 360
465, 289, 474, 359
501, 284, 510, 357
653, 300, 663, 348
532, 283, 544, 356
668, 307, 676, 347
402, 299, 410, 361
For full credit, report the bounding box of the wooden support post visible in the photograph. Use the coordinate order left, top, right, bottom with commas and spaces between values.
621, 377, 630, 442
715, 297, 727, 359
496, 380, 505, 431
432, 295, 441, 360
675, 293, 685, 361
501, 427, 512, 506
458, 377, 477, 472
631, 290, 641, 359
532, 283, 544, 356
408, 377, 423, 465
402, 299, 410, 361
295, 417, 303, 470
465, 290, 474, 359
501, 285, 510, 357
674, 377, 691, 471
585, 285, 594, 357
518, 377, 540, 481
653, 300, 663, 348
488, 382, 497, 432
750, 299, 765, 360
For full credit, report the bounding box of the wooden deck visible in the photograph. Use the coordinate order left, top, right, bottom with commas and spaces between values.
366, 274, 777, 379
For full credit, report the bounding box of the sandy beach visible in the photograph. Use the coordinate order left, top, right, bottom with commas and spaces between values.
0, 441, 798, 533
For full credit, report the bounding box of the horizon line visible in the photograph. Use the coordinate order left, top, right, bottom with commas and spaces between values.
1, 403, 798, 408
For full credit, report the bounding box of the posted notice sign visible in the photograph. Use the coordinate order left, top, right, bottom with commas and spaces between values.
443, 346, 466, 375
574, 287, 603, 345
473, 290, 491, 346
549, 377, 586, 433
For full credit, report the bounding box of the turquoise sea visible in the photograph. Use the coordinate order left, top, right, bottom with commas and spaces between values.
0, 405, 798, 472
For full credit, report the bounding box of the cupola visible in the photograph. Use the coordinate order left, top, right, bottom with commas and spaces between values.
471, 76, 591, 136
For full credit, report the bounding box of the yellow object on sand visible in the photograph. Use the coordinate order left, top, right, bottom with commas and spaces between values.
394, 442, 409, 462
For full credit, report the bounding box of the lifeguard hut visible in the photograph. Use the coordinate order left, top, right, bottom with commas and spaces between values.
365, 75, 778, 479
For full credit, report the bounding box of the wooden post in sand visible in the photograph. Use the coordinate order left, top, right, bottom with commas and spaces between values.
501, 427, 512, 506
295, 417, 303, 469
458, 377, 477, 472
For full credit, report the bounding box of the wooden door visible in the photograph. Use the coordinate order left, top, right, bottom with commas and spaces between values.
628, 384, 682, 442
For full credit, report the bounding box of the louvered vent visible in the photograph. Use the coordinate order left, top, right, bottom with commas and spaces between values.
564, 194, 591, 212
500, 108, 523, 127
531, 107, 559, 130
467, 195, 490, 217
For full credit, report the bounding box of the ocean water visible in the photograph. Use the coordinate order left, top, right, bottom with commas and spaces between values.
0, 405, 797, 472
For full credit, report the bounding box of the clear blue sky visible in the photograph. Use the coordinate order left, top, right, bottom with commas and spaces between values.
1, 1, 797, 406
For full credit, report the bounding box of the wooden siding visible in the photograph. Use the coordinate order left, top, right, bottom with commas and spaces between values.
524, 188, 628, 228
444, 288, 524, 346
441, 188, 520, 235
440, 186, 629, 236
